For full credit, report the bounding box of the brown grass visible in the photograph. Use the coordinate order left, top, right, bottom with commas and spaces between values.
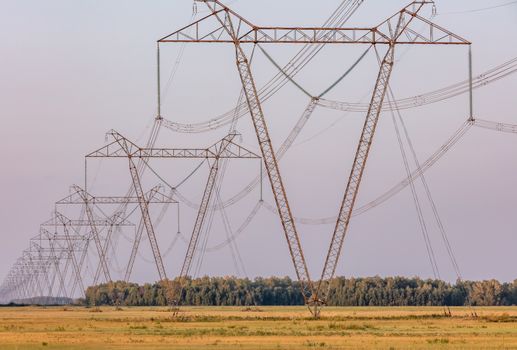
0, 306, 516, 349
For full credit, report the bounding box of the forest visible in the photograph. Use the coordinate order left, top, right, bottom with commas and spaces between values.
84, 276, 517, 307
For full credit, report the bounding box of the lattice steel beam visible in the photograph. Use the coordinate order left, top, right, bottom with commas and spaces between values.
87, 130, 260, 159
159, 1, 469, 45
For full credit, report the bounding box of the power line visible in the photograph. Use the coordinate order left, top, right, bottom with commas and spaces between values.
439, 1, 517, 15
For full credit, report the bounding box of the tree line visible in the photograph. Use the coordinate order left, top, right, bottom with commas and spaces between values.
84, 276, 517, 307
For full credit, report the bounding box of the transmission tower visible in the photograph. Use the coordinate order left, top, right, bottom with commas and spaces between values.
159, 0, 470, 316
56, 184, 178, 284
86, 130, 260, 284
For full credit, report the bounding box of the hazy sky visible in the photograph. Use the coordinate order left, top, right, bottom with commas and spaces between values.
1, 0, 517, 291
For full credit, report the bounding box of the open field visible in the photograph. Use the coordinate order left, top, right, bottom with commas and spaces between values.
0, 306, 517, 349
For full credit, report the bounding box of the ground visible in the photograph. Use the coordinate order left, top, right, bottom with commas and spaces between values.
0, 306, 516, 349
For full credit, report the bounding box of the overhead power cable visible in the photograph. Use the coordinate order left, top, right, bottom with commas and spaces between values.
390, 88, 464, 280
439, 1, 517, 15
142, 157, 208, 191
174, 200, 263, 253
319, 46, 372, 98
381, 52, 463, 282
257, 45, 313, 98
388, 91, 441, 280
474, 118, 517, 134
205, 201, 262, 252
161, 56, 517, 133
179, 118, 472, 225
259, 119, 472, 225
258, 44, 372, 100
318, 57, 517, 113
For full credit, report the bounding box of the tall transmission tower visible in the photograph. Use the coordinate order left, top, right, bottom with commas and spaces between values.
86, 130, 260, 284
56, 184, 178, 284
45, 211, 134, 298
158, 0, 470, 316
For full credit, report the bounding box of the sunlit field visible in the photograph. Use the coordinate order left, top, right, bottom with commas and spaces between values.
0, 306, 516, 349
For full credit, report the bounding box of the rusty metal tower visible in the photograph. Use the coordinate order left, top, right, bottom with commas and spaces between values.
158, 0, 470, 316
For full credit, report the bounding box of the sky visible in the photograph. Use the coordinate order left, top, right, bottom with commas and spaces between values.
1, 0, 517, 293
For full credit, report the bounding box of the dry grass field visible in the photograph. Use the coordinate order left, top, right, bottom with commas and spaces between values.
0, 306, 516, 349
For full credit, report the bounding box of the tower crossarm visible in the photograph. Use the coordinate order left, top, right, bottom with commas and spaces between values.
86, 130, 260, 159
158, 1, 469, 45
56, 184, 177, 205
40, 214, 134, 227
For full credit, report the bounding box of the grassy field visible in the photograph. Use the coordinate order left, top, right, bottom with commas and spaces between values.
0, 306, 516, 349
